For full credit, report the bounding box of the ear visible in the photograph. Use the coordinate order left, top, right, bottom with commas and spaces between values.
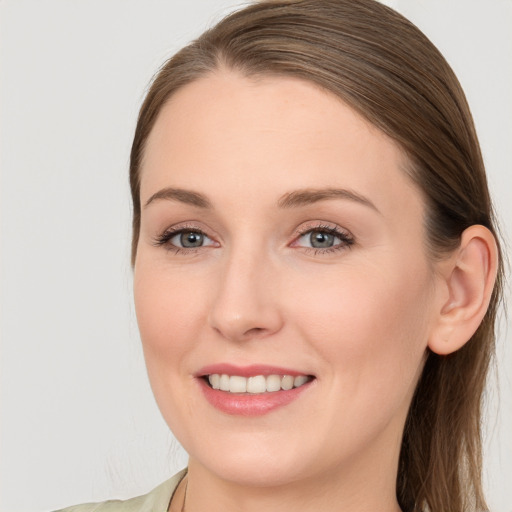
428, 225, 498, 355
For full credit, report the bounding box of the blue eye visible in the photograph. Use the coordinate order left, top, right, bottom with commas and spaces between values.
154, 228, 216, 251
305, 230, 337, 248
172, 231, 207, 248
295, 226, 354, 252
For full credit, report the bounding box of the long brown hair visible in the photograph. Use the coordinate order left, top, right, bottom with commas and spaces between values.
129, 1, 504, 510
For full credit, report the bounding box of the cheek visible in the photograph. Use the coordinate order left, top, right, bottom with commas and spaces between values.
133, 260, 209, 369
290, 259, 432, 395
133, 261, 211, 436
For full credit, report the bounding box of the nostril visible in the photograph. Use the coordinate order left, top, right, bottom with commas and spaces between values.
242, 326, 269, 338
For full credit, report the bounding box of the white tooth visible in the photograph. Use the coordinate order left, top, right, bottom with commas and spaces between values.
294, 375, 308, 388
219, 374, 230, 391
247, 375, 266, 394
281, 375, 294, 390
266, 374, 281, 392
209, 374, 220, 389
229, 375, 247, 393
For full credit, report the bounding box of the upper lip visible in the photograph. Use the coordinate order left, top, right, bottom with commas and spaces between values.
196, 363, 314, 378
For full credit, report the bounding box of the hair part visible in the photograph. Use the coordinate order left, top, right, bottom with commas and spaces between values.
129, 1, 504, 510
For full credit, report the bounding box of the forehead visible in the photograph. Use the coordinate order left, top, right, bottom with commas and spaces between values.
140, 71, 422, 219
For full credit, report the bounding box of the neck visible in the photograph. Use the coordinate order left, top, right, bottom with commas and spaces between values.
183, 441, 403, 512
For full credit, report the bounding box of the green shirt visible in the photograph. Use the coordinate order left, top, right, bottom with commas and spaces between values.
54, 469, 187, 512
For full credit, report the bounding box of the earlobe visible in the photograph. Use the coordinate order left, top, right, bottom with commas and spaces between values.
428, 225, 498, 356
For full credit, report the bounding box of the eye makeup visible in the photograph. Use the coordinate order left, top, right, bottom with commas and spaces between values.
151, 220, 355, 257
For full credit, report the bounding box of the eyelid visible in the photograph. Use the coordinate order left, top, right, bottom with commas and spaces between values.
151, 220, 354, 254
290, 221, 355, 252
152, 222, 220, 251
292, 221, 353, 239
169, 230, 216, 248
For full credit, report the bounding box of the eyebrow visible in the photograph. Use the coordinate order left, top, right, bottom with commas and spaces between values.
144, 186, 379, 213
144, 187, 212, 209
278, 188, 380, 213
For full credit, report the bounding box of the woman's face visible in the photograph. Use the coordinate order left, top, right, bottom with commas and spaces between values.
134, 72, 441, 487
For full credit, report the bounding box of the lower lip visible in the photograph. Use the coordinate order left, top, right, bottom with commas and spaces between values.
198, 378, 313, 417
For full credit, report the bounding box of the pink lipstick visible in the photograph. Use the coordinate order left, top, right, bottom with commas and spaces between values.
196, 364, 315, 416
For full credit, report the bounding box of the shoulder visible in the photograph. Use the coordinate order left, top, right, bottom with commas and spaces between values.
53, 469, 187, 512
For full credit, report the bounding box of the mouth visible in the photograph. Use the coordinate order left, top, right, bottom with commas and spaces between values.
196, 365, 316, 416
203, 373, 314, 394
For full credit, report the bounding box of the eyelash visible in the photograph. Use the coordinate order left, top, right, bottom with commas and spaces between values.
152, 223, 355, 255
152, 224, 215, 255
293, 224, 355, 255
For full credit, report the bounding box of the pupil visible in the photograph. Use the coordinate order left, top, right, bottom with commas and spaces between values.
310, 231, 334, 248
181, 231, 203, 247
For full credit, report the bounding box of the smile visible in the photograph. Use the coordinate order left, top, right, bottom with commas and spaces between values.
197, 365, 316, 416
207, 374, 312, 394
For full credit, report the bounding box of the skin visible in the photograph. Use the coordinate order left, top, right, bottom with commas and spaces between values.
134, 70, 449, 512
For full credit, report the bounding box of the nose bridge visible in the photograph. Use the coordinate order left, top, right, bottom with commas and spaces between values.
208, 239, 283, 341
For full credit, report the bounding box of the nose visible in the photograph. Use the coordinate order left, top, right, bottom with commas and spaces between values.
208, 247, 284, 342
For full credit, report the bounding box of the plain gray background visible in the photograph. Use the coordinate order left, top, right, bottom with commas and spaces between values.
1, 1, 511, 511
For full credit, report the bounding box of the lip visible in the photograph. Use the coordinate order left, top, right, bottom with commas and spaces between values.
196, 363, 315, 417
196, 363, 311, 378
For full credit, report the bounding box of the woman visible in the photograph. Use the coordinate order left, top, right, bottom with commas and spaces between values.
58, 0, 503, 511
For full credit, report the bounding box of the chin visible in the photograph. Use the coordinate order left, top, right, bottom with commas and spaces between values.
190, 449, 312, 488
